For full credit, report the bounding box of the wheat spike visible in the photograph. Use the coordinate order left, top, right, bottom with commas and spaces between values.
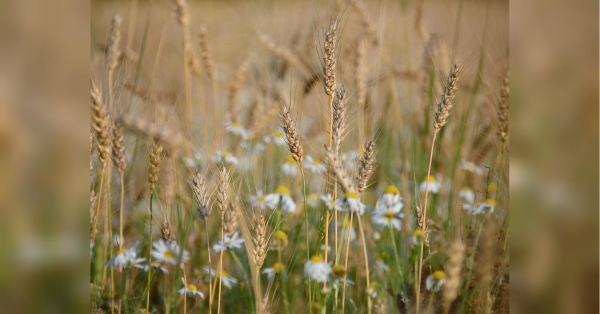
192, 171, 212, 220
107, 14, 123, 78
443, 239, 466, 310
281, 103, 304, 165
223, 200, 239, 236
332, 86, 349, 154
198, 24, 216, 82
433, 63, 461, 132
216, 166, 230, 217
252, 212, 268, 268
349, 0, 379, 46
354, 37, 368, 109
497, 70, 510, 143
323, 20, 338, 96
226, 55, 251, 122
91, 82, 111, 166
161, 219, 176, 242
148, 138, 164, 191
356, 140, 375, 195
111, 121, 126, 174
118, 115, 184, 149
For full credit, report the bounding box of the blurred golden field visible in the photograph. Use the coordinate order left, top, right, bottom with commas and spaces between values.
89, 0, 509, 313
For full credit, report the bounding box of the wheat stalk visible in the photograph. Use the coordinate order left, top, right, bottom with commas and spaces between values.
356, 140, 375, 195
280, 103, 304, 165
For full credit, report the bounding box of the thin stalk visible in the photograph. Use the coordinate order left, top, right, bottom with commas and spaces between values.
416, 132, 438, 314
388, 225, 405, 287
458, 217, 488, 312
122, 267, 131, 313
357, 215, 372, 314
340, 212, 354, 314
204, 219, 213, 314
146, 192, 154, 313
91, 164, 107, 245
119, 172, 125, 250
301, 168, 313, 310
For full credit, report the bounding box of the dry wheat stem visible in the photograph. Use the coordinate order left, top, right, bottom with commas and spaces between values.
341, 211, 355, 314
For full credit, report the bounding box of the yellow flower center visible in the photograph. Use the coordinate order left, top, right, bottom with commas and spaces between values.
487, 183, 497, 193
272, 230, 288, 241
195, 157, 203, 163
433, 270, 446, 280
383, 185, 400, 195
332, 264, 346, 277
312, 160, 321, 166
357, 147, 365, 155
217, 270, 229, 278
342, 219, 352, 228
273, 262, 285, 272
412, 229, 425, 238
274, 131, 284, 138
188, 284, 197, 291
231, 122, 242, 128
384, 210, 396, 220
460, 186, 472, 193
424, 175, 436, 182
222, 151, 230, 157
345, 191, 358, 199
285, 156, 295, 164
258, 195, 266, 202
116, 248, 127, 255
310, 255, 324, 263
484, 198, 497, 206
164, 250, 175, 259
274, 186, 291, 196
375, 252, 387, 260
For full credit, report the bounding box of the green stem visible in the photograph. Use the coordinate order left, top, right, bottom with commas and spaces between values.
146, 192, 153, 313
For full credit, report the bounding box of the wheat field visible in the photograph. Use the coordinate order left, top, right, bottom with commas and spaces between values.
90, 0, 509, 313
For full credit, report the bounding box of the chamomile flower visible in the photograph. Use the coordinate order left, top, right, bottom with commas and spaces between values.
263, 130, 287, 147
460, 161, 483, 175
426, 270, 446, 292
212, 150, 238, 165
303, 255, 332, 283
333, 278, 354, 289
372, 185, 404, 230
151, 239, 190, 265
213, 231, 245, 252
339, 219, 357, 241
304, 155, 327, 174
410, 229, 425, 248
264, 186, 296, 213
335, 191, 366, 215
249, 190, 268, 209
375, 253, 390, 273
458, 186, 475, 204
419, 175, 441, 194
135, 261, 169, 274
261, 262, 286, 283
320, 194, 341, 211
281, 156, 298, 177
348, 147, 365, 160
203, 267, 238, 288
106, 244, 145, 269
270, 230, 289, 249
224, 121, 250, 139
304, 193, 319, 208
184, 153, 206, 169
178, 278, 205, 298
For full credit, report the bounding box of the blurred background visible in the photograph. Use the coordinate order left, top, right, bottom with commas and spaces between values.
0, 0, 597, 313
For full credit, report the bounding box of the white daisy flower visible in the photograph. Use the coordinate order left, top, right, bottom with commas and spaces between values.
303, 255, 332, 283
135, 261, 169, 274
458, 186, 475, 204
375, 254, 390, 273
281, 156, 298, 177
348, 147, 365, 160
106, 243, 145, 269
372, 185, 404, 230
263, 130, 287, 147
184, 153, 206, 169
212, 231, 245, 252
410, 229, 425, 248
335, 191, 366, 215
419, 175, 441, 194
321, 194, 342, 211
224, 121, 250, 139
151, 239, 190, 265
212, 151, 238, 165
426, 270, 446, 292
203, 267, 238, 288
475, 198, 497, 215
264, 186, 296, 213
178, 278, 205, 298
339, 219, 356, 241
249, 190, 268, 210
304, 155, 327, 174
261, 262, 286, 283
460, 161, 483, 175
